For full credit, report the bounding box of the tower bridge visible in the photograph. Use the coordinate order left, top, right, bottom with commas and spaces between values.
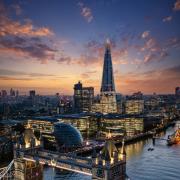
19, 147, 92, 176
0, 138, 127, 180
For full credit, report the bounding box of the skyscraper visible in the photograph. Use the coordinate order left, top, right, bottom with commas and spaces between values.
175, 87, 180, 96
73, 81, 94, 113
74, 81, 83, 113
101, 39, 115, 92
29, 90, 36, 98
10, 88, 15, 96
99, 39, 117, 113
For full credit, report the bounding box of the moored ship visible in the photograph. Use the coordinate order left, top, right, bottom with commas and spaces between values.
167, 127, 180, 145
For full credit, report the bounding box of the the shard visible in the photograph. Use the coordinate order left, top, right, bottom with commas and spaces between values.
98, 39, 117, 114
101, 39, 115, 92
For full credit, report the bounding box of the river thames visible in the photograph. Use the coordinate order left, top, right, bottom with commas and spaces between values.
44, 121, 180, 180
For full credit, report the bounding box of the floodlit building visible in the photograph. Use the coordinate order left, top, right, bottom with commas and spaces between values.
26, 117, 58, 134
26, 117, 58, 150
100, 115, 144, 137
57, 114, 98, 138
14, 134, 43, 180
92, 139, 126, 180
125, 100, 144, 114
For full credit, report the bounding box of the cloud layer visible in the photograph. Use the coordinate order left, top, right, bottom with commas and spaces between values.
174, 0, 180, 11
0, 3, 53, 37
0, 1, 56, 64
78, 2, 93, 23
115, 65, 180, 94
163, 16, 172, 22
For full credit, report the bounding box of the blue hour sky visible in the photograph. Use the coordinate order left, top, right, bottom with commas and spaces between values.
0, 0, 180, 95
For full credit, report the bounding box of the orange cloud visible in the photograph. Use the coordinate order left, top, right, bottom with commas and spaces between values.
0, 36, 56, 63
116, 65, 180, 94
174, 0, 180, 11
0, 17, 53, 37
81, 70, 97, 79
0, 1, 53, 37
0, 1, 56, 63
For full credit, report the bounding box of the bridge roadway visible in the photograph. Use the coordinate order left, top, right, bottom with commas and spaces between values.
19, 148, 92, 176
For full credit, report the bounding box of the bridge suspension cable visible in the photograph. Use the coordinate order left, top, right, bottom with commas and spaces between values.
0, 160, 14, 179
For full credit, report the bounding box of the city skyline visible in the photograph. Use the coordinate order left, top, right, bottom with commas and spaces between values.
0, 0, 180, 95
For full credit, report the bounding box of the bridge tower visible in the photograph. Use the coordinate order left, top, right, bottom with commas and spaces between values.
92, 139, 126, 180
13, 134, 43, 180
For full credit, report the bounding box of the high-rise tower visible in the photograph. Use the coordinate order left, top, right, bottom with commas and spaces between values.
74, 81, 94, 113
99, 39, 117, 113
101, 39, 115, 92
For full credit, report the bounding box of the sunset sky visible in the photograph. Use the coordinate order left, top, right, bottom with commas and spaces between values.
0, 0, 180, 95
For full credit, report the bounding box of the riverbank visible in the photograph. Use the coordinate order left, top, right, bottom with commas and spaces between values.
116, 120, 176, 146
77, 120, 176, 155
44, 121, 180, 180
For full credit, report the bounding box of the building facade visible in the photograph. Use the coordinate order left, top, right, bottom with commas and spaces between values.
92, 139, 126, 180
125, 100, 144, 115
100, 115, 144, 137
175, 87, 180, 96
26, 117, 58, 150
74, 81, 94, 113
59, 114, 98, 138
14, 158, 43, 180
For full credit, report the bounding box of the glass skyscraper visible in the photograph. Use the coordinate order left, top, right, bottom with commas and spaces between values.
101, 39, 115, 92
92, 39, 117, 114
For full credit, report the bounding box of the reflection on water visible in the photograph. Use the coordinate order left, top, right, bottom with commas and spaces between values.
44, 121, 180, 180
126, 121, 180, 180
125, 140, 146, 160
44, 167, 91, 180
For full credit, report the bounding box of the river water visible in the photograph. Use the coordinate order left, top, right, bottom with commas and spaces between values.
44, 121, 180, 180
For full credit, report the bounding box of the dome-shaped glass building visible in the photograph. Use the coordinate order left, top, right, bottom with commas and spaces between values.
54, 122, 83, 148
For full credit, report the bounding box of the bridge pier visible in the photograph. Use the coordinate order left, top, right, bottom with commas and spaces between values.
14, 158, 43, 180
13, 135, 43, 180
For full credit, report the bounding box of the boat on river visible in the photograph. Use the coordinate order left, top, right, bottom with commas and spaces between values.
167, 127, 180, 145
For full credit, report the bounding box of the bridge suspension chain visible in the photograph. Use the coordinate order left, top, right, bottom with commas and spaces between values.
0, 160, 14, 180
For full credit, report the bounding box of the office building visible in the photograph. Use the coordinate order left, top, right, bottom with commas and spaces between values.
125, 100, 144, 114
58, 114, 98, 138
74, 81, 94, 112
29, 90, 36, 98
1, 90, 7, 98
99, 114, 144, 137
175, 87, 180, 96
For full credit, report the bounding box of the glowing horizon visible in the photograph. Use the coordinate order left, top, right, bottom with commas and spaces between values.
0, 0, 179, 95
